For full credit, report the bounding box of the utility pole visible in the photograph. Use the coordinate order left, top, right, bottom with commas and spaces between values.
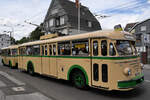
76, 0, 80, 34
78, 1, 81, 34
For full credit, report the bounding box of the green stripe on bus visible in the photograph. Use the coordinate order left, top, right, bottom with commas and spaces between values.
67, 65, 89, 85
18, 55, 139, 60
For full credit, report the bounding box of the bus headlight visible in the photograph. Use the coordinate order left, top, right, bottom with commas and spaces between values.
124, 68, 131, 76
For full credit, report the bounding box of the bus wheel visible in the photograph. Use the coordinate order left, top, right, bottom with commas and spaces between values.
9, 61, 12, 68
72, 71, 86, 89
15, 63, 18, 69
27, 64, 34, 76
1, 59, 5, 66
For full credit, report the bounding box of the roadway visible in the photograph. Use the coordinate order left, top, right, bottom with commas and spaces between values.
0, 57, 150, 100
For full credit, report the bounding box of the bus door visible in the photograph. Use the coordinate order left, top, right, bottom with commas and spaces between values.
41, 44, 50, 75
49, 43, 57, 77
91, 39, 109, 88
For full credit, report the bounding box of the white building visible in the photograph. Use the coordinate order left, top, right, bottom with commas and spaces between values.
0, 34, 11, 49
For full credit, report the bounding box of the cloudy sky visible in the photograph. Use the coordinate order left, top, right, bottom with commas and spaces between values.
0, 0, 150, 40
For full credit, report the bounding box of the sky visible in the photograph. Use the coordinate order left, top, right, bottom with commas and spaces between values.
0, 0, 150, 40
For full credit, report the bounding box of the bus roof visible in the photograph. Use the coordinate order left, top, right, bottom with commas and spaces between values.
1, 45, 19, 50
20, 30, 135, 47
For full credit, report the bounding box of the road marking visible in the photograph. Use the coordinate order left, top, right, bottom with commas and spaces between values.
12, 87, 25, 92
6, 92, 53, 100
145, 80, 150, 83
0, 71, 25, 86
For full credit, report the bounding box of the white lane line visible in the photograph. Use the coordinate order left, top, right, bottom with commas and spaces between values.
0, 71, 25, 86
6, 92, 52, 100
145, 80, 150, 83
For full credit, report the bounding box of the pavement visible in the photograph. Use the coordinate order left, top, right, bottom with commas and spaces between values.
0, 57, 150, 100
0, 58, 52, 100
144, 64, 150, 69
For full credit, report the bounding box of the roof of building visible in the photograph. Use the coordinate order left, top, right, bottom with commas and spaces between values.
20, 30, 135, 47
59, 0, 97, 21
129, 18, 150, 32
124, 22, 138, 32
44, 0, 101, 30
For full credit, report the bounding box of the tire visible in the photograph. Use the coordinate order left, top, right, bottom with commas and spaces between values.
28, 63, 34, 76
1, 59, 5, 66
9, 61, 12, 68
72, 71, 86, 89
15, 63, 18, 69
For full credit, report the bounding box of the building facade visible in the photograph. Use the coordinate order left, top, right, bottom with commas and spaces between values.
43, 0, 101, 35
124, 22, 137, 32
130, 19, 150, 64
0, 34, 11, 49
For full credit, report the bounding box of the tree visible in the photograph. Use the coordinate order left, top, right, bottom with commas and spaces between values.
29, 23, 45, 41
15, 23, 45, 44
15, 37, 30, 44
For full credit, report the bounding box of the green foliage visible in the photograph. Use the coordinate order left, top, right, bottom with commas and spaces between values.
15, 23, 45, 44
15, 37, 30, 44
29, 27, 44, 41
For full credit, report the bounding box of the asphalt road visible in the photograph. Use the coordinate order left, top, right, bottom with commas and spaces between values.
0, 58, 150, 100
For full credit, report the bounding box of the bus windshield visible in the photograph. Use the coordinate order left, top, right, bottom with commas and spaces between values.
116, 40, 133, 56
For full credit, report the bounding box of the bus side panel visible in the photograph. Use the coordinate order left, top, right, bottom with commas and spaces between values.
23, 57, 42, 74
18, 56, 23, 69
41, 57, 50, 75
57, 58, 92, 86
50, 57, 57, 77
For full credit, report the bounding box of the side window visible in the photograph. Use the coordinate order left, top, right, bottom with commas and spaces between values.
93, 41, 98, 56
58, 41, 71, 55
32, 45, 40, 55
45, 45, 47, 56
93, 64, 99, 81
102, 64, 108, 82
72, 39, 89, 56
109, 43, 116, 56
8, 49, 11, 56
53, 44, 56, 55
101, 40, 107, 56
49, 45, 52, 55
26, 46, 32, 55
12, 49, 17, 56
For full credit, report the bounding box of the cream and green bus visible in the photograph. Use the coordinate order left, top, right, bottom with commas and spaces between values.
18, 30, 144, 91
1, 45, 19, 68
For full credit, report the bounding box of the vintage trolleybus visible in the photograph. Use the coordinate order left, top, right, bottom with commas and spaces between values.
17, 30, 144, 91
1, 45, 19, 68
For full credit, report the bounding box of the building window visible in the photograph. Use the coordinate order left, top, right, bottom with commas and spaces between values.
55, 17, 60, 26
88, 21, 92, 27
60, 16, 65, 25
46, 22, 49, 28
51, 9, 58, 15
49, 19, 54, 27
141, 26, 146, 31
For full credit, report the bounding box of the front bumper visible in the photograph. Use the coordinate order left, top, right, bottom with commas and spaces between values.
118, 74, 144, 89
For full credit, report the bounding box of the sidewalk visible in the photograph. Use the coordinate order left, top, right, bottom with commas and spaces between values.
144, 64, 150, 70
